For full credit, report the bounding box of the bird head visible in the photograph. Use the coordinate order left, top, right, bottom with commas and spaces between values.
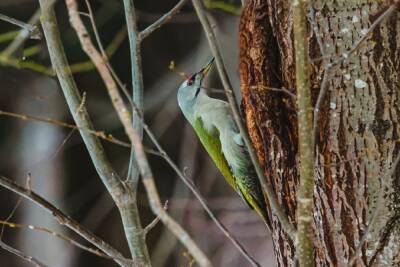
177, 58, 215, 121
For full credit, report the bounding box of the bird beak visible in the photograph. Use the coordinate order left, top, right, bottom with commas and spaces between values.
200, 57, 215, 77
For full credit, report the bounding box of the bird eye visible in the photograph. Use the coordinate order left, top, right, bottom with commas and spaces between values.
187, 75, 195, 86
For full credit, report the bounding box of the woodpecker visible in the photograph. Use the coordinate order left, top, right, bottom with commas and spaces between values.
177, 58, 271, 228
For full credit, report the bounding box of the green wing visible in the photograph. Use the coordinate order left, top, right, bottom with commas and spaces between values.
193, 117, 271, 227
193, 117, 236, 190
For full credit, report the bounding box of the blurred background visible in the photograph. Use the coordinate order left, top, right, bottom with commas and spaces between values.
0, 0, 273, 266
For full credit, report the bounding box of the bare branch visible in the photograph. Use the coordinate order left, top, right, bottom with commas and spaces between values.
143, 201, 167, 235
0, 25, 127, 76
0, 110, 131, 147
0, 175, 132, 266
190, 0, 297, 240
66, 0, 151, 263
1, 174, 31, 240
84, 0, 107, 58
65, 0, 211, 265
0, 220, 121, 262
121, 0, 143, 190
139, 0, 189, 40
38, 1, 150, 265
0, 13, 40, 39
2, 9, 41, 57
65, 0, 139, 149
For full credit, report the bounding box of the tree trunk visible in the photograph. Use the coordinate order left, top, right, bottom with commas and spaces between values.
239, 0, 400, 266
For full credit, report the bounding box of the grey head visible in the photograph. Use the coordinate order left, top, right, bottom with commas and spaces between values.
177, 58, 214, 123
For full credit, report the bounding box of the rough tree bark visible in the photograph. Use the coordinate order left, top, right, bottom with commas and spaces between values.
239, 0, 400, 266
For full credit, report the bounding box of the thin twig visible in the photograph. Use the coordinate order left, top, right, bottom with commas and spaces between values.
121, 5, 149, 234
309, 5, 332, 147
0, 175, 132, 266
69, 25, 127, 74
139, 0, 189, 40
0, 240, 48, 267
52, 129, 77, 158
81, 1, 135, 122
190, 0, 297, 240
122, 0, 143, 190
200, 86, 226, 94
84, 0, 107, 58
312, 66, 331, 146
65, 0, 138, 148
137, 9, 197, 24
0, 25, 127, 76
0, 110, 131, 147
2, 8, 41, 57
0, 174, 31, 241
292, 1, 315, 265
143, 216, 161, 235
0, 198, 22, 238
0, 13, 41, 39
75, 91, 87, 115
0, 220, 120, 262
143, 201, 168, 235
249, 85, 297, 99
346, 153, 400, 267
